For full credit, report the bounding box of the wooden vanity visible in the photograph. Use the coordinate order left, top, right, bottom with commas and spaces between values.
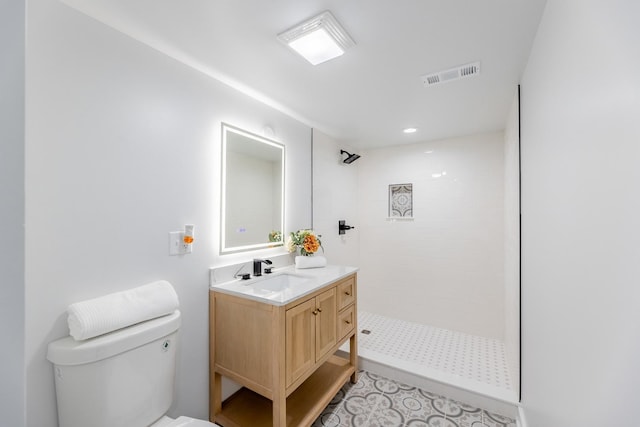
209, 269, 358, 427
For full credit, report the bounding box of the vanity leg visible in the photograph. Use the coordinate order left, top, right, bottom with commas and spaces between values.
212, 372, 222, 421
350, 278, 359, 384
349, 333, 358, 383
209, 291, 221, 422
272, 390, 286, 427
272, 306, 287, 427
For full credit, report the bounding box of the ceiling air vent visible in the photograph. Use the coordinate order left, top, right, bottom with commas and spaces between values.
421, 61, 480, 87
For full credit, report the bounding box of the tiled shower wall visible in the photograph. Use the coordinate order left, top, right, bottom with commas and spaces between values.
356, 132, 506, 340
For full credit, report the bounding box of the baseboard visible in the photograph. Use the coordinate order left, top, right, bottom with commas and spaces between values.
517, 405, 528, 427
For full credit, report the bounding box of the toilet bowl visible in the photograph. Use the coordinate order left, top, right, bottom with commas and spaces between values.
151, 415, 218, 427
47, 310, 219, 427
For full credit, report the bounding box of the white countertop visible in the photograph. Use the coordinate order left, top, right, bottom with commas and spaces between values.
210, 264, 358, 306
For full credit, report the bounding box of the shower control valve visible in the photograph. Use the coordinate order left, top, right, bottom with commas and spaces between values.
339, 220, 355, 235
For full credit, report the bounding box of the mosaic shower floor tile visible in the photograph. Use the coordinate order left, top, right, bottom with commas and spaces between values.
339, 311, 519, 405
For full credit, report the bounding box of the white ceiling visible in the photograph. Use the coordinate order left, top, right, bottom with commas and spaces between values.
61, 0, 547, 149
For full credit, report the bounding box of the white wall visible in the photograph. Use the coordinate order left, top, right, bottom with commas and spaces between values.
0, 0, 25, 425
356, 132, 506, 339
24, 1, 310, 426
312, 130, 360, 267
503, 89, 520, 393
520, 0, 640, 425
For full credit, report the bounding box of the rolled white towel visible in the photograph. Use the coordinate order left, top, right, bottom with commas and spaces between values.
295, 255, 327, 269
67, 280, 179, 341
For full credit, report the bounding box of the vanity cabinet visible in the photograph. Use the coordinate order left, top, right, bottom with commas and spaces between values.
209, 273, 358, 427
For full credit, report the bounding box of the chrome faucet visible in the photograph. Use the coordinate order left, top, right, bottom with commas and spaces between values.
253, 258, 273, 277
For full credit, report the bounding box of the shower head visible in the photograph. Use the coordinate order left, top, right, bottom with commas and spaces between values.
341, 150, 361, 164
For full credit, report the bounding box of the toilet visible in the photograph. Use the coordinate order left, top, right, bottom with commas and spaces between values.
47, 310, 218, 427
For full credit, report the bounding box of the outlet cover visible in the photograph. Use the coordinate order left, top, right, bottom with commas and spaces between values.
169, 231, 187, 255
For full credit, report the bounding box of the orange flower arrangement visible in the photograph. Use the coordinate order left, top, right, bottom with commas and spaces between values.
287, 229, 323, 256
302, 234, 320, 254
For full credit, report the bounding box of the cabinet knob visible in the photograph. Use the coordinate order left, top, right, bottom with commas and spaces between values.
345, 291, 351, 296
317, 307, 322, 313
345, 320, 351, 324
312, 309, 319, 315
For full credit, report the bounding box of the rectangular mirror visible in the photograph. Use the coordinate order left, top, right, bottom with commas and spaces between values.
221, 123, 285, 253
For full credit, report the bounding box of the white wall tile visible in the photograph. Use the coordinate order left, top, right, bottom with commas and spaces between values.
312, 130, 360, 267
356, 132, 506, 339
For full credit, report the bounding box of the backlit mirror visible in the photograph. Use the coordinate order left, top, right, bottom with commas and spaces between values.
221, 123, 285, 253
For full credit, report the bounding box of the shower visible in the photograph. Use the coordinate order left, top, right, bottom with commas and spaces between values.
341, 150, 360, 164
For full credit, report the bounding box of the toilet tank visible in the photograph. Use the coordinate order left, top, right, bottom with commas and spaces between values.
47, 310, 181, 427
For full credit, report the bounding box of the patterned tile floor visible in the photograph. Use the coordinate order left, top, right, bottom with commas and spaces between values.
312, 371, 516, 427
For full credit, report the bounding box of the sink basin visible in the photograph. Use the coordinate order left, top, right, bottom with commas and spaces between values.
252, 273, 310, 292
213, 271, 316, 304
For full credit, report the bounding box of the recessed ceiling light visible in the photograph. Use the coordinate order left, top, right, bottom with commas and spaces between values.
403, 128, 417, 134
277, 11, 355, 65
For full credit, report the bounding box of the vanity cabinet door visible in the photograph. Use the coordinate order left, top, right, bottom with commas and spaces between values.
285, 298, 316, 387
285, 288, 338, 387
315, 288, 337, 362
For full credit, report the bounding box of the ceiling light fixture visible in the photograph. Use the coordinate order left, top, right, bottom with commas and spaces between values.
277, 11, 355, 65
403, 128, 417, 134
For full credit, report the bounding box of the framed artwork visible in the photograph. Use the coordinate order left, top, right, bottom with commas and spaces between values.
388, 183, 413, 218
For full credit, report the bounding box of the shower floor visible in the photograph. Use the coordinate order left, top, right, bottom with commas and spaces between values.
341, 311, 518, 406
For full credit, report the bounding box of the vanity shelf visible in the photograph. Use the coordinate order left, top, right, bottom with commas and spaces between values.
209, 272, 358, 427
215, 356, 352, 427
